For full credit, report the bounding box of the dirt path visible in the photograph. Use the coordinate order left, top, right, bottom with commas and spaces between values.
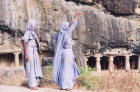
0, 85, 93, 92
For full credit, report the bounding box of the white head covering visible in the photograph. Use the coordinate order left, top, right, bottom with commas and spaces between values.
24, 20, 38, 39
60, 21, 69, 32
26, 20, 36, 32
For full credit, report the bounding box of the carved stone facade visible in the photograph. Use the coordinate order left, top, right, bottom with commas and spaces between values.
0, 30, 21, 67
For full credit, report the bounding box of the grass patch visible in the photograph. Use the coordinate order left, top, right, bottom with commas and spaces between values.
39, 66, 140, 92
77, 67, 102, 90
39, 66, 102, 90
39, 66, 58, 88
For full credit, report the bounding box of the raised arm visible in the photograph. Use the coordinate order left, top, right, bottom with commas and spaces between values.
69, 12, 81, 33
74, 12, 81, 20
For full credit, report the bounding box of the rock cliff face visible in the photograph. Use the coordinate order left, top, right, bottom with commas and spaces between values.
0, 0, 139, 66
103, 0, 138, 14
67, 0, 139, 14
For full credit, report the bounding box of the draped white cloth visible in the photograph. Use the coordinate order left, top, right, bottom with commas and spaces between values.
22, 20, 43, 87
53, 20, 80, 90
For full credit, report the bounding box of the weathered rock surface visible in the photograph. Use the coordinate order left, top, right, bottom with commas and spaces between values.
42, 57, 53, 66
67, 0, 139, 14
103, 0, 139, 14
0, 67, 26, 85
66, 0, 96, 4
0, 0, 139, 67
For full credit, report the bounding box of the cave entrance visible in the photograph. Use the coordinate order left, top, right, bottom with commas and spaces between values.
19, 53, 23, 66
41, 50, 54, 66
0, 53, 22, 67
130, 55, 138, 70
87, 56, 96, 69
100, 56, 109, 70
0, 53, 14, 67
113, 56, 125, 70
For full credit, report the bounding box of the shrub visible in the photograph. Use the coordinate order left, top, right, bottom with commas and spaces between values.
78, 67, 102, 90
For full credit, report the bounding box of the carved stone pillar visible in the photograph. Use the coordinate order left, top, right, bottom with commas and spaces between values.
109, 56, 114, 72
96, 54, 101, 72
125, 55, 130, 71
14, 52, 20, 67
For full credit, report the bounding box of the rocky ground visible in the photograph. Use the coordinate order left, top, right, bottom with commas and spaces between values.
0, 85, 93, 92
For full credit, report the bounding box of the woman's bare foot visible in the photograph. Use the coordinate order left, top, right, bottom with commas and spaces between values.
65, 89, 72, 91
29, 86, 39, 90
60, 88, 72, 91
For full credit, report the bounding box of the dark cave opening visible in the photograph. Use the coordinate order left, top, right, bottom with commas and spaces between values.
100, 56, 109, 70
0, 53, 22, 67
130, 55, 138, 70
0, 53, 14, 67
41, 50, 54, 66
87, 56, 96, 68
113, 56, 125, 70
